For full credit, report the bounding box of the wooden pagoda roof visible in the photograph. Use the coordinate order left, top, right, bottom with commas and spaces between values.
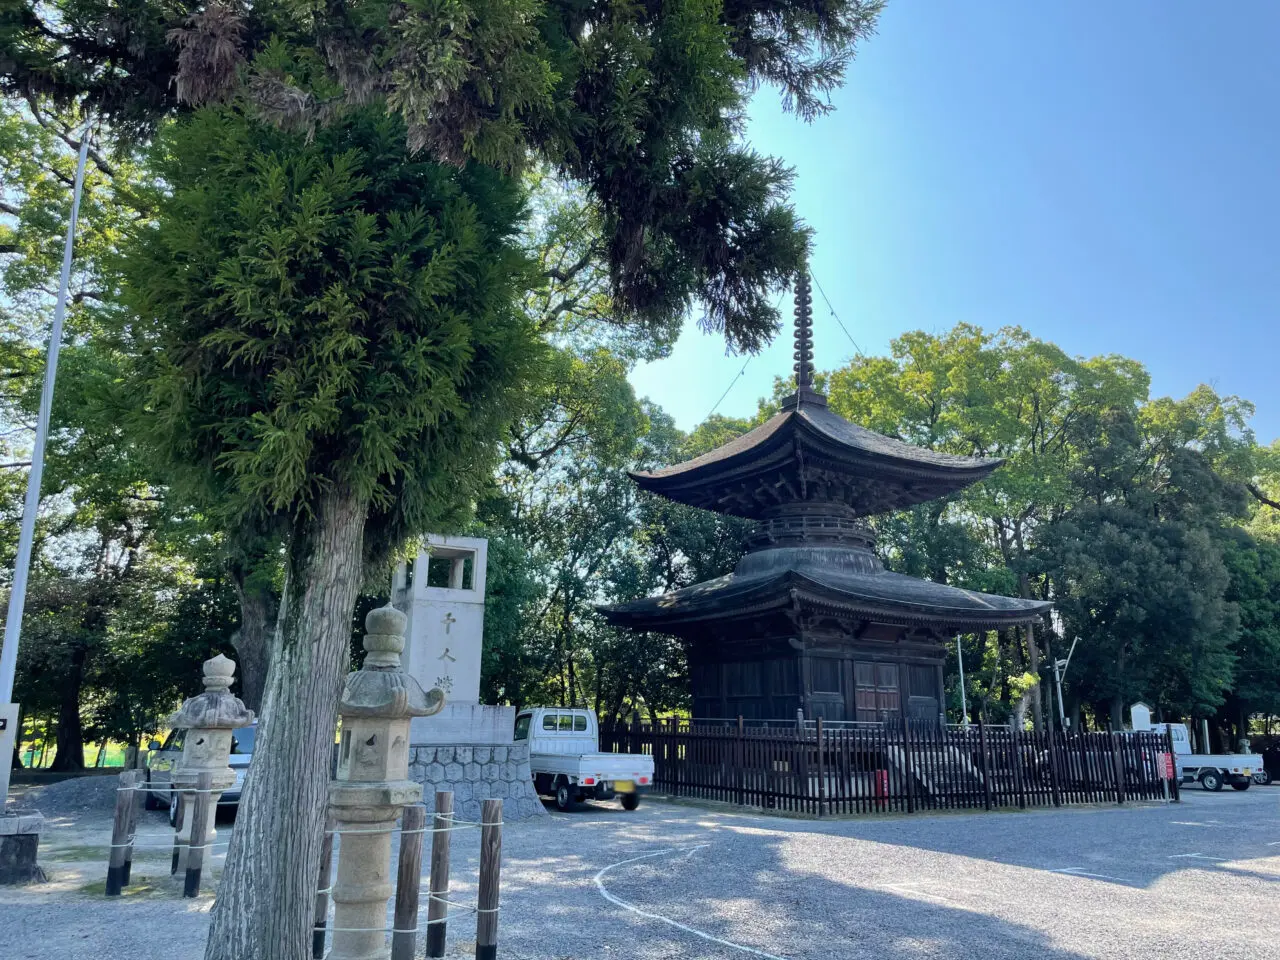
599, 561, 1051, 633
630, 398, 1003, 519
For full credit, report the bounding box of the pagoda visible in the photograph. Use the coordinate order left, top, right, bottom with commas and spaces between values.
599, 275, 1050, 724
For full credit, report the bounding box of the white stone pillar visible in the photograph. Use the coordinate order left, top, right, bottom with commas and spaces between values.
169, 654, 255, 871
329, 604, 444, 960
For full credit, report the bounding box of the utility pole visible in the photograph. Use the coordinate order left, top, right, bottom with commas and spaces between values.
1053, 636, 1079, 732
0, 129, 91, 804
956, 634, 969, 728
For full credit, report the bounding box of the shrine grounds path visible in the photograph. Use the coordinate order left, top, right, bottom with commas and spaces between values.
3, 785, 1278, 959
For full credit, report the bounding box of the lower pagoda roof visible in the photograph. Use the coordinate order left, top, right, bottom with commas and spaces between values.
598, 547, 1051, 634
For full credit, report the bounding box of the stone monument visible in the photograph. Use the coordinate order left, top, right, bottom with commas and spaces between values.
393, 535, 545, 821
1, 701, 45, 884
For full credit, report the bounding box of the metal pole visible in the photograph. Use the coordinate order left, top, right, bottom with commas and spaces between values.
956, 635, 969, 728
0, 128, 91, 802
1054, 659, 1067, 731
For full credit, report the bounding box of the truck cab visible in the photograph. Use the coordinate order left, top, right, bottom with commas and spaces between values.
515, 707, 655, 811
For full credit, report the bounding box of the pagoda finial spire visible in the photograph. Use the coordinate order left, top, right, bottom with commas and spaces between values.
793, 270, 814, 388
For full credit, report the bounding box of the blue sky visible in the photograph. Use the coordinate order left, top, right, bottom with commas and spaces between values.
629, 1, 1280, 443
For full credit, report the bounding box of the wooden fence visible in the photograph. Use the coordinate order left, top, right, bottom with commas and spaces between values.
600, 718, 1179, 816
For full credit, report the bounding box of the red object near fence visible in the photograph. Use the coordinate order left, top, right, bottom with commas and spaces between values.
875, 769, 889, 809
1162, 752, 1175, 780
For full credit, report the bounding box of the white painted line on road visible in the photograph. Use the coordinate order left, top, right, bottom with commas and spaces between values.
879, 882, 960, 905
1168, 853, 1229, 862
1047, 867, 1129, 882
594, 845, 789, 960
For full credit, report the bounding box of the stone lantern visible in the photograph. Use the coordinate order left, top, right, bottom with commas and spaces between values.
329, 604, 445, 960
169, 653, 255, 871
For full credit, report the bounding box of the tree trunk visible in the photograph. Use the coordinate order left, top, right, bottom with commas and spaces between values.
205, 489, 368, 960
1110, 695, 1124, 732
1024, 623, 1044, 732
49, 646, 87, 772
230, 579, 277, 715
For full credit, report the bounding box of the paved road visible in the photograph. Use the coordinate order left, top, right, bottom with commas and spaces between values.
3, 788, 1278, 959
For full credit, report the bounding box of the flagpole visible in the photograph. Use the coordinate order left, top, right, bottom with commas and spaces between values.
0, 127, 92, 799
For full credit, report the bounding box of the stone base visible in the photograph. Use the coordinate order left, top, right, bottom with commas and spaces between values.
410, 702, 515, 746
0, 812, 46, 884
409, 742, 546, 822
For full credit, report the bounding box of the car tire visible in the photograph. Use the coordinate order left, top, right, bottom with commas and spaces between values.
554, 782, 578, 812
1231, 780, 1251, 791
1200, 770, 1224, 792
143, 777, 160, 810
168, 792, 181, 827
1254, 770, 1273, 786
621, 793, 640, 811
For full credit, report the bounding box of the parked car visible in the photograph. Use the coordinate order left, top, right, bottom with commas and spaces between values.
1153, 722, 1260, 791
144, 722, 257, 823
516, 707, 654, 812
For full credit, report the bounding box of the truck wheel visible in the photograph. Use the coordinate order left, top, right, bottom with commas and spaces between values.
1200, 770, 1224, 792
621, 793, 640, 811
554, 782, 579, 812
1231, 780, 1251, 791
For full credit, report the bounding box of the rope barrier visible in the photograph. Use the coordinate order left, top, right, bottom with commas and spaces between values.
109, 838, 231, 851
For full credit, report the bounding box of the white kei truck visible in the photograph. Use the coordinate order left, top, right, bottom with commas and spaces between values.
1155, 722, 1261, 792
515, 707, 655, 812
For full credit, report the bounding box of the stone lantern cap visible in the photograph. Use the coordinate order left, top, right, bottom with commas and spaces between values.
339, 604, 445, 720
167, 653, 256, 730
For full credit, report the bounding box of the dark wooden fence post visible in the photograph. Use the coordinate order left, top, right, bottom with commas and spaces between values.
426, 791, 454, 959
1047, 730, 1062, 807
1011, 725, 1027, 810
170, 792, 186, 876
475, 798, 503, 960
121, 769, 141, 886
977, 715, 992, 811
1165, 727, 1181, 802
736, 716, 746, 806
630, 710, 641, 756
900, 711, 915, 814
392, 805, 426, 960
1110, 732, 1126, 804
105, 769, 140, 896
183, 771, 213, 898
816, 717, 827, 817
313, 814, 335, 959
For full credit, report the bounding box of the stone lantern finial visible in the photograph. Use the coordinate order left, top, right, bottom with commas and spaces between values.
202, 653, 236, 693
362, 604, 409, 669
340, 604, 445, 719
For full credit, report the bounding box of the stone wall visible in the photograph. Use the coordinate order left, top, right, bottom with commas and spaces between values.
409, 741, 546, 822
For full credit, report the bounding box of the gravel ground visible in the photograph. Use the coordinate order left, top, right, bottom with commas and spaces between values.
8, 775, 126, 819
2, 787, 1277, 960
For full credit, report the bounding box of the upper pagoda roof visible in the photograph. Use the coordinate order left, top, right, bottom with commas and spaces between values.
631, 400, 1003, 518
632, 272, 1001, 519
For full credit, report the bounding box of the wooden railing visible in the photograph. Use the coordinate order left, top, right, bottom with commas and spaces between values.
599, 717, 1179, 816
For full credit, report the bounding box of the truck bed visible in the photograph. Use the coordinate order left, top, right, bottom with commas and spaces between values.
530, 751, 655, 782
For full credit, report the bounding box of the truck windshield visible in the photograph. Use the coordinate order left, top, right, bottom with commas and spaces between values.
514, 716, 530, 741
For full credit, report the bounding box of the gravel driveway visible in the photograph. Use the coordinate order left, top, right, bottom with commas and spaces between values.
3, 787, 1277, 959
